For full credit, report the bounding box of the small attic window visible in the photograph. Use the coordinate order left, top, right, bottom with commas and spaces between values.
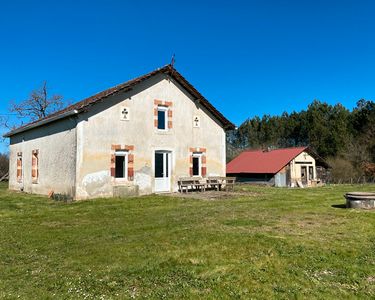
157, 106, 168, 130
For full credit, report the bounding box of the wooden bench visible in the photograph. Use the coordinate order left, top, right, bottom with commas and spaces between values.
178, 177, 205, 193
206, 176, 222, 191
223, 177, 236, 191
178, 177, 194, 193
178, 176, 236, 193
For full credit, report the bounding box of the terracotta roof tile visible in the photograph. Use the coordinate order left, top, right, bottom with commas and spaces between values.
6, 65, 234, 136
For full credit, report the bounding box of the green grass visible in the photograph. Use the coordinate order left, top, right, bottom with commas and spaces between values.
0, 182, 374, 299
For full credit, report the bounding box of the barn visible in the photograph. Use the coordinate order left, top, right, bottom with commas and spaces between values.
226, 147, 330, 187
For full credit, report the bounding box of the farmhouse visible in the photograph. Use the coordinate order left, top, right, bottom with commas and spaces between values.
226, 147, 330, 187
4, 65, 234, 199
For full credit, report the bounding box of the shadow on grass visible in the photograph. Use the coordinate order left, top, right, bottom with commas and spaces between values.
331, 204, 347, 209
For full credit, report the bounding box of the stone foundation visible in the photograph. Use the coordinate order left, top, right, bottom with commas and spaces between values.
113, 185, 139, 198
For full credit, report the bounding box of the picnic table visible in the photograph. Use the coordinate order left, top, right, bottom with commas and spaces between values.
178, 177, 206, 193
178, 176, 236, 193
206, 177, 222, 191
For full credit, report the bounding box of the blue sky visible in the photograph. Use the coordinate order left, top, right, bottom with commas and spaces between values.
1, 0, 375, 152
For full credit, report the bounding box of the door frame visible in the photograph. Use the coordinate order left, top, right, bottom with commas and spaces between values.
301, 166, 308, 185
153, 149, 173, 193
191, 152, 203, 177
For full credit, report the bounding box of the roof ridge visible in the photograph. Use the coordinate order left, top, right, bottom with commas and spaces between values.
244, 146, 307, 152
4, 64, 234, 137
6, 65, 171, 135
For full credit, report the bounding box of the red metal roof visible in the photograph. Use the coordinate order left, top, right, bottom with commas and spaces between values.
227, 147, 308, 174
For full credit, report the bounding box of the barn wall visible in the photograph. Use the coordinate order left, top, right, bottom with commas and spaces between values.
290, 151, 316, 186
228, 173, 275, 185
8, 118, 77, 197
275, 167, 288, 187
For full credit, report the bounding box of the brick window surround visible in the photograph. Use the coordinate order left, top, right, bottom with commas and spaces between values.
189, 147, 207, 177
154, 99, 173, 129
31, 149, 39, 184
17, 152, 22, 183
111, 144, 135, 181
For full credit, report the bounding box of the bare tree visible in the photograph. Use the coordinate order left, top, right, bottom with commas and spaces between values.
0, 153, 9, 177
9, 81, 64, 124
326, 156, 361, 182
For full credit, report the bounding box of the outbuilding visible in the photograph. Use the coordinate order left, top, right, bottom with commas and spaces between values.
226, 147, 330, 187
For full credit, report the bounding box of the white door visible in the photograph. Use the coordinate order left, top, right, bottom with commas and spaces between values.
154, 151, 171, 193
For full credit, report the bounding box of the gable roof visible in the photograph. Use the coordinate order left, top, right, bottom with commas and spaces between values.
227, 147, 309, 174
4, 65, 235, 137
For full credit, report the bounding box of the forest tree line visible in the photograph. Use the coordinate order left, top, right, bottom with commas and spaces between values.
227, 99, 375, 181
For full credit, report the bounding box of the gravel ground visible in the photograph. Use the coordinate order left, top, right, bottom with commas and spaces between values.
165, 190, 258, 200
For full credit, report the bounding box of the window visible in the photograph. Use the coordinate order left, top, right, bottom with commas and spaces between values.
155, 152, 163, 178
32, 150, 39, 183
17, 153, 22, 182
309, 166, 314, 180
154, 100, 172, 130
157, 106, 168, 130
192, 153, 202, 176
115, 151, 128, 179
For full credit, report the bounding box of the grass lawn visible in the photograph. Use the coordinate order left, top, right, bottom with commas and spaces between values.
0, 183, 374, 299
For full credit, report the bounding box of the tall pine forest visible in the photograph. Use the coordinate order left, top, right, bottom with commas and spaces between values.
227, 99, 375, 182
